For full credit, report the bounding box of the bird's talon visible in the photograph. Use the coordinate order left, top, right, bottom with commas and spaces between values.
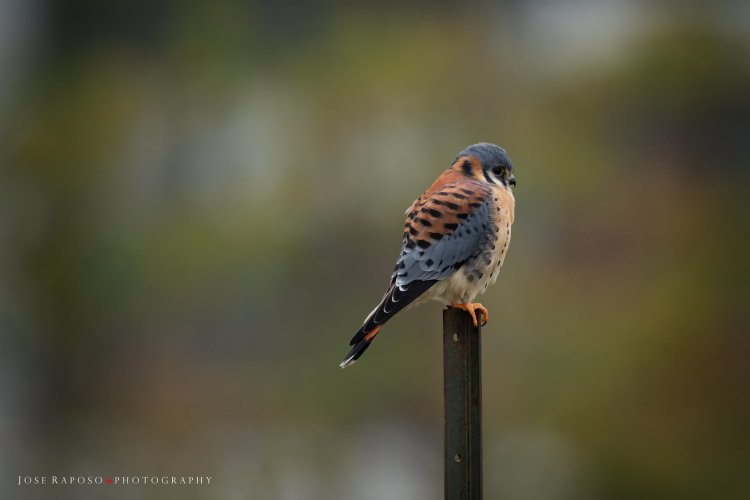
450, 302, 490, 328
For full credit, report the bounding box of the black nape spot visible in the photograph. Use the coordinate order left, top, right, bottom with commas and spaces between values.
444, 223, 458, 230
426, 258, 434, 266
445, 201, 460, 210
462, 159, 472, 175
416, 239, 431, 249
429, 232, 444, 240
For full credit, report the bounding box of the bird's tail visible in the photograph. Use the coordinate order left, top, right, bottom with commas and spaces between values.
339, 279, 437, 368
339, 325, 381, 368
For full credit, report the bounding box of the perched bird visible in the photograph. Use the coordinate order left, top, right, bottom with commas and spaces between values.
340, 142, 516, 368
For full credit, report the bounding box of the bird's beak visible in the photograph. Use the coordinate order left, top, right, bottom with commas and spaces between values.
509, 175, 516, 187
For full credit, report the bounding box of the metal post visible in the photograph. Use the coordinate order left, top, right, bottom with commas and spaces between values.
443, 307, 482, 500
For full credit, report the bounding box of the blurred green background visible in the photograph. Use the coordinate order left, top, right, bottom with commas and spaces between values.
2, 1, 749, 499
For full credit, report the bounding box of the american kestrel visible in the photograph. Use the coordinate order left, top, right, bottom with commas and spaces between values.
340, 142, 516, 368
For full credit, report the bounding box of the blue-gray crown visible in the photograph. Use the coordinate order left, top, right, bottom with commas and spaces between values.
456, 142, 512, 171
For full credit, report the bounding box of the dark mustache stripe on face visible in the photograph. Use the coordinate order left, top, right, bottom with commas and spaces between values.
483, 169, 494, 184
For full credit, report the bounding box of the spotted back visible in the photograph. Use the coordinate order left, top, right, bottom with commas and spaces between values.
393, 178, 492, 287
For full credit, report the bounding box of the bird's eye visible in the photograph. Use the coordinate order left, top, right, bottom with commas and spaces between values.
492, 166, 505, 176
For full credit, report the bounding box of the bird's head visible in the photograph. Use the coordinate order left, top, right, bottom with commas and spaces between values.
452, 142, 516, 189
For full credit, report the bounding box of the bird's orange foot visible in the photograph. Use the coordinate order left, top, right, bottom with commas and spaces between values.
449, 302, 489, 327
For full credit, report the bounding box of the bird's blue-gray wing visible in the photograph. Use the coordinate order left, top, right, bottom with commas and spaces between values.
393, 183, 492, 286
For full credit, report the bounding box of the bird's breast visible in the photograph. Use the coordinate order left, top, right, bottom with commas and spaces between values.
417, 185, 514, 305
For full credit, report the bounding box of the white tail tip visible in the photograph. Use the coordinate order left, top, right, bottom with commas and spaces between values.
339, 357, 356, 369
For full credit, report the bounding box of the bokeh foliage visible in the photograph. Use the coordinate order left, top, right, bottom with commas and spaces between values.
1, 2, 749, 499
